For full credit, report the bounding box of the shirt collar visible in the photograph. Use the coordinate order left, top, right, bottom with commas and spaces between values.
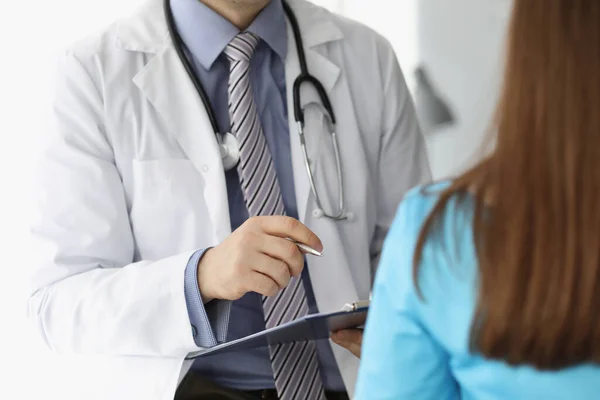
247, 0, 287, 61
170, 0, 288, 70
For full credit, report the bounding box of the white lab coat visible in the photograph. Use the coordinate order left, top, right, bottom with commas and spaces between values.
28, 0, 430, 399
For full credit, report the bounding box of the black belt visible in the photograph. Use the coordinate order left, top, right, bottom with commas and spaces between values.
242, 389, 277, 400
243, 388, 349, 400
175, 370, 349, 400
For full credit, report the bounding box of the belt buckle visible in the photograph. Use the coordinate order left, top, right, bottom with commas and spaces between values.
259, 389, 277, 399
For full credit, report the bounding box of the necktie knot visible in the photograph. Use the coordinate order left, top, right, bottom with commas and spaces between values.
225, 32, 260, 62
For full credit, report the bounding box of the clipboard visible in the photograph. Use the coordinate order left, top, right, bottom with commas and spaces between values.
186, 301, 369, 360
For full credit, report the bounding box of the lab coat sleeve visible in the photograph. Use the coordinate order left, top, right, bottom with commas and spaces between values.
27, 51, 208, 357
370, 39, 432, 275
356, 196, 458, 400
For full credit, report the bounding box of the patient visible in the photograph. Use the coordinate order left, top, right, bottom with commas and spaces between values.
356, 1, 600, 399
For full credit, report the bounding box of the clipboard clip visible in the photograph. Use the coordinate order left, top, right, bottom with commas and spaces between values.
341, 300, 370, 312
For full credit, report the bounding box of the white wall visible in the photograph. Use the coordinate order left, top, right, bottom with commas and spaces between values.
417, 0, 511, 178
340, 0, 511, 179
0, 2, 146, 399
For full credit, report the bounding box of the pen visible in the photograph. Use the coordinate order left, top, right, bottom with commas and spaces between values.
341, 300, 371, 312
286, 237, 323, 257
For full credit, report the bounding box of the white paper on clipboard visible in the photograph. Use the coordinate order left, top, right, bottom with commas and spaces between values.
186, 302, 369, 360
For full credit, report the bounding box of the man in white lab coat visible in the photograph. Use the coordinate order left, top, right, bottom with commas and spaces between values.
28, 0, 431, 398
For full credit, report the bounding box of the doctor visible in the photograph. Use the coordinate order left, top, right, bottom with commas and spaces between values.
28, 0, 430, 399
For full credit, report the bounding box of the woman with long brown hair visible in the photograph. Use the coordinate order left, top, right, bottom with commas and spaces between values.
355, 1, 600, 398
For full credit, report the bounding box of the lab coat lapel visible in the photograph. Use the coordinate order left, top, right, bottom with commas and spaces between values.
285, 0, 360, 289
133, 46, 232, 243
284, 10, 361, 392
284, 4, 342, 223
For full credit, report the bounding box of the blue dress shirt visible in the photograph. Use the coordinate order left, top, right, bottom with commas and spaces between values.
172, 0, 345, 391
356, 183, 600, 399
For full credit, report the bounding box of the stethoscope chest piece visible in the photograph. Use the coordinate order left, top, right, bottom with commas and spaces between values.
220, 132, 241, 171
165, 0, 350, 220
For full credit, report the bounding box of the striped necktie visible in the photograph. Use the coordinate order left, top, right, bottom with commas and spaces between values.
224, 32, 326, 400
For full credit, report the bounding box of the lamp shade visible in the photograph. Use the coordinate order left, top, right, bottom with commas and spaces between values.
414, 66, 455, 133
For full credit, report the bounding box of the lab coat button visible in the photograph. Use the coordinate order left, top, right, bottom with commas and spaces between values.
312, 209, 324, 219
202, 165, 210, 173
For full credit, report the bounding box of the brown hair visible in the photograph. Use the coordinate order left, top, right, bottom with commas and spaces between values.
414, 1, 600, 370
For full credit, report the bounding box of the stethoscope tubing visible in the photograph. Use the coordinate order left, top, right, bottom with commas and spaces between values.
163, 0, 347, 220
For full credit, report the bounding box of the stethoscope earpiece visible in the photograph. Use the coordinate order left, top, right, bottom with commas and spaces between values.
220, 132, 241, 171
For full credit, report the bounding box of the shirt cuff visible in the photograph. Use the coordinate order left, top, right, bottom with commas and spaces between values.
184, 249, 232, 347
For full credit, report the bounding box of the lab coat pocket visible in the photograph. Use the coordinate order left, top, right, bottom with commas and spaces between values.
130, 159, 212, 260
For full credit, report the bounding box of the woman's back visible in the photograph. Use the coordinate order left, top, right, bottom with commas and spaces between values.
357, 1, 600, 397
356, 183, 600, 399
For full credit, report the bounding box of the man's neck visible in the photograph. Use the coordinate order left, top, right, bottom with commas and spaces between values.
199, 0, 271, 30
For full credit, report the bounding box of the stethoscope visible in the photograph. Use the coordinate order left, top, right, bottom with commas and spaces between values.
164, 0, 348, 221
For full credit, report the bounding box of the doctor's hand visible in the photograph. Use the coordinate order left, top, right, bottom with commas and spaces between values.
331, 329, 363, 358
197, 216, 322, 302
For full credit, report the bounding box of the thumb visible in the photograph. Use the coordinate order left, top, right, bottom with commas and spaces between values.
330, 331, 343, 344
332, 329, 362, 343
